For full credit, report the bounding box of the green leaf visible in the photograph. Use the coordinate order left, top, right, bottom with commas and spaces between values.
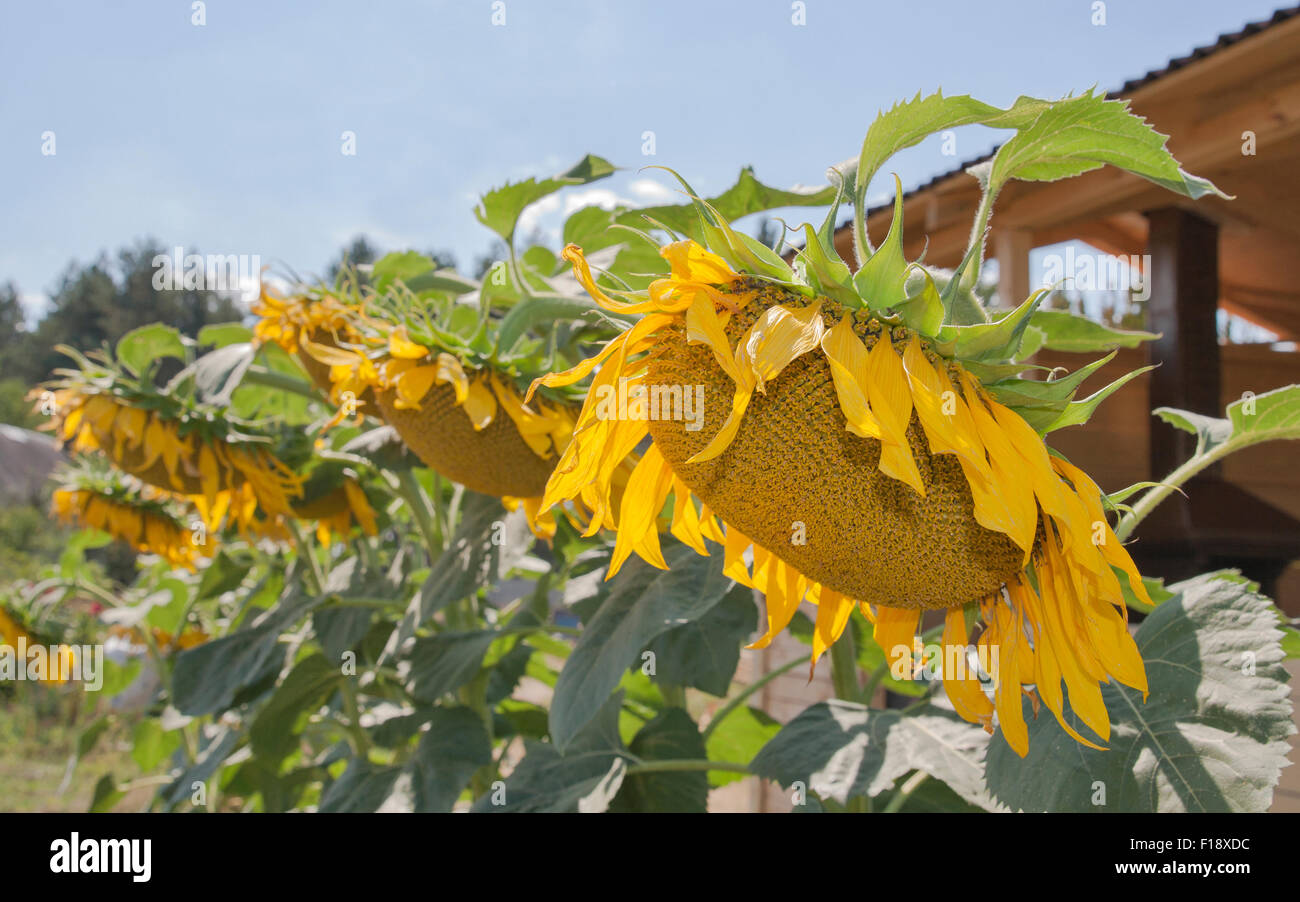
795, 223, 858, 309
1029, 309, 1159, 352
611, 709, 709, 813
384, 493, 531, 657
750, 701, 1001, 809
132, 718, 181, 772
171, 596, 311, 716
89, 774, 124, 813
987, 90, 1230, 201
116, 324, 187, 376
985, 571, 1295, 812
936, 288, 1048, 361
571, 166, 838, 253
985, 351, 1116, 409
473, 693, 628, 812
549, 541, 733, 751
410, 706, 493, 812
161, 726, 240, 809
495, 292, 601, 355
407, 631, 499, 703
475, 154, 616, 242
643, 584, 756, 696
197, 322, 254, 348
895, 266, 945, 337
249, 653, 342, 765
195, 549, 252, 602
1043, 365, 1155, 432
849, 92, 1003, 249
312, 606, 374, 662
852, 175, 909, 312
319, 760, 409, 813
372, 251, 435, 292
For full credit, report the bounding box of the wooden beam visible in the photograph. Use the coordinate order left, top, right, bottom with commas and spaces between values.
994, 229, 1032, 307
1145, 207, 1221, 479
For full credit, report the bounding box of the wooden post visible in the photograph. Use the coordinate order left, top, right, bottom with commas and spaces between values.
1144, 208, 1220, 480
994, 228, 1032, 309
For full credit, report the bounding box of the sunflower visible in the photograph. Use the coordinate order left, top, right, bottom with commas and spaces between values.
252, 282, 375, 410
248, 478, 380, 546
37, 349, 305, 528
524, 88, 1240, 757
533, 236, 1158, 754
52, 478, 213, 570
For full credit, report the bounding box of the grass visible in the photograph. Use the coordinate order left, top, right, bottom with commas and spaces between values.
0, 684, 151, 812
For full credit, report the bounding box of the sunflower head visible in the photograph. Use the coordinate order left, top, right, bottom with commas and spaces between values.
37, 343, 307, 527
288, 252, 590, 506
527, 90, 1228, 755
51, 459, 214, 569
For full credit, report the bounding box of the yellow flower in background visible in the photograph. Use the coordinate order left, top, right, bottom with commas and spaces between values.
0, 606, 78, 686
44, 389, 303, 521
531, 240, 1151, 757
303, 324, 580, 508
52, 485, 213, 570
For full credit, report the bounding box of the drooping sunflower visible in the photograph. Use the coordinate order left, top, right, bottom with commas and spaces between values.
252, 279, 376, 412
37, 345, 305, 532
264, 252, 593, 534
51, 462, 214, 570
528, 92, 1226, 755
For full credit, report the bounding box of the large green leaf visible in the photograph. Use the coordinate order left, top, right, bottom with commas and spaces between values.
116, 323, 187, 376
475, 154, 616, 242
410, 706, 492, 812
407, 631, 499, 703
987, 90, 1230, 200
750, 701, 1001, 809
642, 584, 755, 696
249, 653, 342, 766
611, 708, 709, 813
549, 541, 733, 750
1157, 384, 1300, 458
984, 571, 1295, 812
473, 693, 628, 813
319, 760, 409, 813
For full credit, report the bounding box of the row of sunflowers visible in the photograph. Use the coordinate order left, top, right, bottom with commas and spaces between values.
9, 89, 1297, 812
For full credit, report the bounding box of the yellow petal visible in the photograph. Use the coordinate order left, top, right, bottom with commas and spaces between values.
866, 333, 925, 496
810, 588, 854, 674
388, 326, 430, 360
819, 316, 883, 440
737, 301, 825, 393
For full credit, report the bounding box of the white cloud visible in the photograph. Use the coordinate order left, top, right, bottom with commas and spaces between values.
627, 178, 678, 204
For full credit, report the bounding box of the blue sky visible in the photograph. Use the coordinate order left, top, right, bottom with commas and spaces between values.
0, 0, 1288, 321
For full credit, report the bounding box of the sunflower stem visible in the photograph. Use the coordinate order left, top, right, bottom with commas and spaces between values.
881, 770, 929, 813
243, 365, 328, 404
829, 630, 861, 702
395, 468, 441, 560
702, 654, 809, 741
1114, 440, 1235, 542
287, 520, 325, 597
623, 759, 750, 777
